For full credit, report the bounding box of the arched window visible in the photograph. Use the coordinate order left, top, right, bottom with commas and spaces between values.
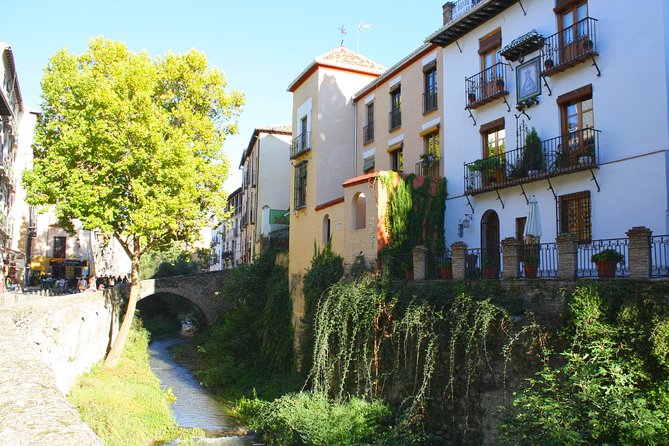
322, 214, 331, 244
353, 193, 367, 230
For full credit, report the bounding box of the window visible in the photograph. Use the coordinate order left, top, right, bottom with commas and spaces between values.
53, 236, 66, 258
558, 191, 591, 243
420, 133, 440, 177
353, 193, 367, 230
558, 85, 594, 165
300, 116, 308, 149
479, 29, 503, 87
558, 1, 588, 38
363, 153, 375, 173
322, 215, 331, 244
425, 132, 440, 157
390, 146, 403, 172
389, 86, 401, 130
423, 63, 438, 113
294, 161, 307, 210
483, 125, 505, 159
364, 103, 374, 144
552, 0, 591, 65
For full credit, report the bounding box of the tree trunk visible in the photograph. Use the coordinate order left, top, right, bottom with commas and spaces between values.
104, 250, 140, 368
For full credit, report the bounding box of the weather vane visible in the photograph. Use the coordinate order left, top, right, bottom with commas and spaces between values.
339, 25, 347, 46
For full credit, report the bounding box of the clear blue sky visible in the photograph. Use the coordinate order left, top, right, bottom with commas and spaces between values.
3, 1, 443, 191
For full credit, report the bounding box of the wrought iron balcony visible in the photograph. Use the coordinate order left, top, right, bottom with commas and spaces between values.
363, 123, 374, 145
423, 89, 438, 114
0, 75, 19, 117
389, 108, 401, 131
464, 128, 600, 195
290, 131, 312, 159
465, 62, 508, 109
542, 17, 598, 77
415, 156, 440, 177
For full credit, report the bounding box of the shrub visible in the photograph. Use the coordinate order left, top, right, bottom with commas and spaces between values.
499, 286, 669, 445
591, 248, 624, 264
236, 392, 391, 446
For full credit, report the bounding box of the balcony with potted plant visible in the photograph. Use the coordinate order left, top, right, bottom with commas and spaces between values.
542, 16, 600, 77
464, 127, 600, 195
465, 62, 509, 109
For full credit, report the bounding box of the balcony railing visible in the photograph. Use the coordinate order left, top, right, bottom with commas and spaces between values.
465, 62, 508, 109
363, 123, 374, 145
519, 242, 558, 279
577, 238, 629, 278
290, 131, 311, 159
542, 17, 598, 77
465, 247, 503, 280
389, 108, 401, 131
423, 89, 438, 114
415, 157, 440, 177
651, 235, 669, 277
464, 128, 600, 195
449, 0, 486, 23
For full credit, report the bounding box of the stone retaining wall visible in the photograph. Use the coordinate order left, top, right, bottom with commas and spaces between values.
0, 291, 119, 444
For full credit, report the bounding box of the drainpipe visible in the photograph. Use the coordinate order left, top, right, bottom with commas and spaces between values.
353, 101, 358, 177
255, 133, 260, 252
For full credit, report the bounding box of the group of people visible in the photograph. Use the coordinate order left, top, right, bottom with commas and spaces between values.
40, 274, 129, 294
77, 274, 129, 292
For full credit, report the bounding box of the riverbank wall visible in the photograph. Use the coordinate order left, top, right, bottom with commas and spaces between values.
0, 290, 120, 445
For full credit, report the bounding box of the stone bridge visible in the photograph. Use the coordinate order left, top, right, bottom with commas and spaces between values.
139, 270, 230, 325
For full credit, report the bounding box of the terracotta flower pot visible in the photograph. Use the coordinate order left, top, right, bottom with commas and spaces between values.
595, 261, 617, 279
439, 266, 453, 280
523, 263, 539, 279
483, 266, 497, 279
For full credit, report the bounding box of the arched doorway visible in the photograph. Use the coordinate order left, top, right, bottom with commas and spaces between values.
480, 210, 500, 278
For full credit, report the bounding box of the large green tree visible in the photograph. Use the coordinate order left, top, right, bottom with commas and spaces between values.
24, 37, 244, 367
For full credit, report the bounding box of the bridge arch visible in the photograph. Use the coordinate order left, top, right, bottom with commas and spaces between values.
138, 271, 229, 326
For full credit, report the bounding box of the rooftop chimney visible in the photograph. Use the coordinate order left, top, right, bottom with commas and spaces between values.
442, 2, 455, 25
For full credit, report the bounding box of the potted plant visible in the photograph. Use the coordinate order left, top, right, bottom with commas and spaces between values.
544, 58, 554, 70
523, 127, 544, 176
591, 249, 624, 279
523, 254, 539, 279
583, 38, 594, 52
495, 78, 505, 91
439, 257, 453, 279
468, 91, 477, 103
401, 260, 414, 281
482, 255, 497, 279
420, 152, 436, 163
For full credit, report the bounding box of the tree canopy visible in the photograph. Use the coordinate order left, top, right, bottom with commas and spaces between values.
25, 36, 243, 252
24, 36, 244, 366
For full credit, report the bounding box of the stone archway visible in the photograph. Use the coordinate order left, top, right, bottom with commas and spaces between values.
138, 271, 230, 326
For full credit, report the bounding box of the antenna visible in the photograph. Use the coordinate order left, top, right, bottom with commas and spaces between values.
357, 23, 373, 53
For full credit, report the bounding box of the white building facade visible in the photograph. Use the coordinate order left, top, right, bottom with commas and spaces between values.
423, 0, 669, 274
210, 186, 243, 270
239, 126, 292, 262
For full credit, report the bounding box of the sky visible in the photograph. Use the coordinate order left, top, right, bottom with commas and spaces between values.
3, 1, 444, 192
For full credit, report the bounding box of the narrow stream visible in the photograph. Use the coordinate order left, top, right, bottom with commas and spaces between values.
148, 337, 255, 446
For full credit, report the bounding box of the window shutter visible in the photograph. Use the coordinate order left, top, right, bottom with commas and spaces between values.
479, 29, 502, 55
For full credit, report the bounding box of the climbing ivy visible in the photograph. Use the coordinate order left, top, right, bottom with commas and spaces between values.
377, 172, 446, 276
300, 241, 344, 375
308, 278, 544, 441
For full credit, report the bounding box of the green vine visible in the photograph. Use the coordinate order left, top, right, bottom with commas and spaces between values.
377, 172, 446, 277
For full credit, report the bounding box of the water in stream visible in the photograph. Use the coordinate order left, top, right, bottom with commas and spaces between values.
148, 337, 255, 446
